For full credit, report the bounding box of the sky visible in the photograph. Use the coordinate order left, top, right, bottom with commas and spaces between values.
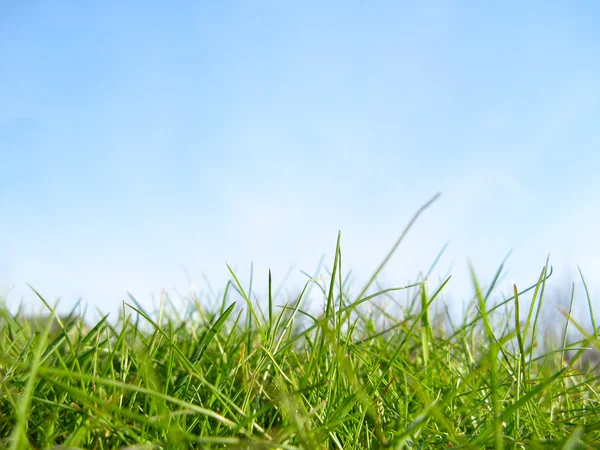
1, 2, 600, 325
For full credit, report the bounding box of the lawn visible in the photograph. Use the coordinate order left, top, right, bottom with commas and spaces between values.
1, 196, 599, 449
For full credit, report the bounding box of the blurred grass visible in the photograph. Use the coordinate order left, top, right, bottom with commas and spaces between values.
1, 194, 599, 449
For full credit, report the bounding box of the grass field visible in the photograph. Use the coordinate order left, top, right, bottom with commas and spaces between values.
1, 197, 599, 449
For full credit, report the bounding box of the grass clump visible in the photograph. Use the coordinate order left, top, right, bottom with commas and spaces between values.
1, 194, 600, 449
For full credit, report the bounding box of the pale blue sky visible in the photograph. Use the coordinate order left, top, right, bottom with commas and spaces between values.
1, 2, 599, 320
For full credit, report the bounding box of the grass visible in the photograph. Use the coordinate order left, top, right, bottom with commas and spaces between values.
1, 194, 600, 449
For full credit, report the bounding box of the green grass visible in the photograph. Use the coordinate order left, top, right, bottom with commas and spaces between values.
1, 194, 600, 449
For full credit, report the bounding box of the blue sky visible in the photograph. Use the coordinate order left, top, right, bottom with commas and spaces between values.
1, 2, 599, 321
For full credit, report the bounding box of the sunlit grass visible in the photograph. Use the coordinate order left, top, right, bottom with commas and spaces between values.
1, 194, 599, 449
